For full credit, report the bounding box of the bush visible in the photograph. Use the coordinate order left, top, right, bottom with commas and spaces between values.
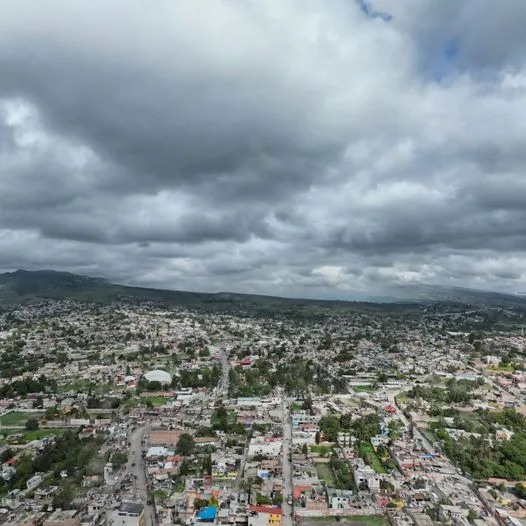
25, 418, 39, 431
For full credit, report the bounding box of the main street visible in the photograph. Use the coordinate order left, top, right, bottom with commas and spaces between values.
127, 424, 156, 526
281, 399, 293, 526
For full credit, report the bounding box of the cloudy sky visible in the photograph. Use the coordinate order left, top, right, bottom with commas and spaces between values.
1, 0, 526, 298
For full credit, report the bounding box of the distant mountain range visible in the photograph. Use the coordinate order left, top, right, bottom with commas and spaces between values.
386, 283, 526, 307
0, 269, 525, 311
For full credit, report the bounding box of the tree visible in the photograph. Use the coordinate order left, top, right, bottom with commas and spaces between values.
25, 418, 39, 431
0, 449, 14, 463
178, 459, 190, 476
154, 489, 169, 503
195, 426, 215, 437
256, 494, 272, 505
318, 415, 341, 442
176, 433, 195, 456
515, 483, 526, 499
388, 419, 404, 441
52, 483, 74, 509
202, 453, 212, 476
194, 498, 208, 510
147, 380, 162, 391
45, 406, 59, 420
467, 509, 478, 522
111, 451, 128, 469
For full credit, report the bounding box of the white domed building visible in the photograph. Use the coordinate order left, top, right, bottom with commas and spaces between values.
144, 369, 172, 385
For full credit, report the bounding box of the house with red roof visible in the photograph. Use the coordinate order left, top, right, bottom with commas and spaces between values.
248, 506, 282, 526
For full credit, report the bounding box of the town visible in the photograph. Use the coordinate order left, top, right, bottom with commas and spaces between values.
0, 299, 526, 526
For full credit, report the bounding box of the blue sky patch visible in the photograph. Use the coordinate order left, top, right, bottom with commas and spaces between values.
356, 0, 393, 22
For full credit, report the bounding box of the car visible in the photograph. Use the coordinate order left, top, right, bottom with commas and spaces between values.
131, 462, 136, 467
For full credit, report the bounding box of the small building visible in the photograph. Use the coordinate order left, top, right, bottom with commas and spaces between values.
248, 506, 282, 526
43, 509, 79, 526
197, 506, 217, 522
107, 501, 144, 526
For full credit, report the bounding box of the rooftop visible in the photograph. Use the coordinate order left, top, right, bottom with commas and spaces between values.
120, 501, 144, 515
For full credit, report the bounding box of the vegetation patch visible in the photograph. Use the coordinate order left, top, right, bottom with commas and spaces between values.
316, 462, 337, 486
352, 385, 375, 393
0, 427, 68, 444
359, 444, 386, 474
0, 411, 39, 426
309, 515, 389, 525
141, 396, 169, 406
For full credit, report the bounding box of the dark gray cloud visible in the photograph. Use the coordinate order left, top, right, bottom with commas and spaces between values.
0, 0, 526, 297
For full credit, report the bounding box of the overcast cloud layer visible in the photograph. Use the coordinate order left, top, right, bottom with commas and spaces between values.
1, 0, 526, 298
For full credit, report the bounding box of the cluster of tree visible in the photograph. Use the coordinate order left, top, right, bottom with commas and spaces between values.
87, 395, 121, 409
178, 365, 221, 389
201, 453, 212, 475
437, 410, 526, 480
136, 378, 167, 392
329, 455, 355, 490
111, 451, 128, 469
228, 363, 273, 398
0, 375, 57, 398
256, 492, 282, 506
266, 358, 344, 395
195, 426, 216, 437
25, 417, 39, 431
211, 405, 246, 435
0, 449, 14, 463
318, 413, 381, 443
176, 433, 195, 456
408, 378, 481, 407
2, 431, 99, 495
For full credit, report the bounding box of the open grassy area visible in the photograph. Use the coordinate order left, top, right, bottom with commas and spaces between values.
0, 427, 68, 444
359, 444, 386, 474
310, 444, 333, 455
316, 463, 336, 486
0, 411, 41, 426
352, 385, 375, 393
341, 516, 389, 526
140, 396, 169, 406
309, 515, 389, 525
57, 380, 112, 395
394, 392, 410, 404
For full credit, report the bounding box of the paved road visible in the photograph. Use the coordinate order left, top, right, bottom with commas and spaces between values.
235, 440, 249, 496
219, 347, 230, 398
281, 399, 293, 526
387, 391, 436, 454
127, 425, 156, 526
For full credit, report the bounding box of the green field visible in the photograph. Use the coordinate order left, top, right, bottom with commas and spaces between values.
359, 444, 386, 474
310, 515, 389, 525
316, 462, 336, 486
394, 392, 410, 404
0, 427, 68, 444
0, 411, 41, 426
352, 385, 375, 393
141, 396, 170, 406
310, 445, 333, 455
